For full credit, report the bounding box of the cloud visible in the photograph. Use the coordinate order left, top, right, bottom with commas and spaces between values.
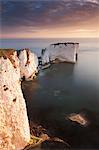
84, 0, 99, 4
73, 29, 97, 32
0, 0, 99, 34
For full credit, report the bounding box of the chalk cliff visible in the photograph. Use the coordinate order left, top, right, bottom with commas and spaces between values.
19, 49, 38, 81
42, 42, 79, 65
0, 49, 38, 150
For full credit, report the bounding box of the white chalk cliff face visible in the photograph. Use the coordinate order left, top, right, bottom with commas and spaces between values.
42, 43, 79, 65
0, 50, 31, 150
19, 49, 38, 81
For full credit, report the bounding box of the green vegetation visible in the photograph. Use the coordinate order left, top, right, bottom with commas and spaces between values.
23, 135, 43, 150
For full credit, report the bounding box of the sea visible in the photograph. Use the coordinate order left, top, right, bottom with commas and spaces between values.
0, 38, 99, 149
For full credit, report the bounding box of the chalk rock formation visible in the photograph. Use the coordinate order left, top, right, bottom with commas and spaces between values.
42, 42, 79, 65
19, 49, 38, 81
0, 49, 30, 150
66, 113, 88, 126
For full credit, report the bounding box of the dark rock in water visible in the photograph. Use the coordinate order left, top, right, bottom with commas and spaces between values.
41, 140, 69, 150
25, 140, 69, 150
42, 63, 51, 70
28, 121, 70, 150
38, 56, 42, 65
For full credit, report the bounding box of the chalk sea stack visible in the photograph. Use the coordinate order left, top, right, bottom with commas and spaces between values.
0, 49, 38, 150
42, 42, 79, 65
19, 49, 38, 81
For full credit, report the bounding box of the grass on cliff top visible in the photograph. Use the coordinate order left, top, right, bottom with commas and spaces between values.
0, 49, 15, 58
0, 49, 17, 67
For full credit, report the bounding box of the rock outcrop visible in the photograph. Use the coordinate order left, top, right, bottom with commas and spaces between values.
66, 112, 88, 126
0, 49, 38, 150
42, 42, 79, 65
18, 49, 38, 81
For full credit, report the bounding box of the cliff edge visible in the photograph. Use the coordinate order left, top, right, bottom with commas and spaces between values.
0, 49, 38, 150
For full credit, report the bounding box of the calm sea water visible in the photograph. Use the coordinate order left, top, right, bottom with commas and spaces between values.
0, 38, 99, 56
1, 38, 99, 148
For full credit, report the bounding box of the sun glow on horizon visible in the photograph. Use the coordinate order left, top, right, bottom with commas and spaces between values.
1, 27, 99, 39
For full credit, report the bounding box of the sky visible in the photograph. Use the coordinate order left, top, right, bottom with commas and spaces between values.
0, 0, 99, 38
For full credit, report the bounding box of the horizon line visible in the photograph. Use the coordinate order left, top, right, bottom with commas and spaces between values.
0, 37, 99, 40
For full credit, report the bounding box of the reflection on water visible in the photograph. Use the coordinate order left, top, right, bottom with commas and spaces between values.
22, 50, 99, 148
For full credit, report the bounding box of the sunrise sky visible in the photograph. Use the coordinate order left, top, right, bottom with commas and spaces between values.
0, 0, 99, 38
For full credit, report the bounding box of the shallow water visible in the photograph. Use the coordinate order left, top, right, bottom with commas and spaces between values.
22, 49, 99, 148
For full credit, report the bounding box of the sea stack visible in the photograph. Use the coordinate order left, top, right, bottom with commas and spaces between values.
19, 49, 38, 81
0, 49, 30, 150
42, 42, 79, 65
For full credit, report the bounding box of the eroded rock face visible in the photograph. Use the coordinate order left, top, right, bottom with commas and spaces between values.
0, 50, 30, 150
19, 49, 38, 81
42, 42, 79, 65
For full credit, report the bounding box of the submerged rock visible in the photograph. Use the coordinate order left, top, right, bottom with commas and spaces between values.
0, 49, 30, 150
24, 121, 70, 150
66, 112, 89, 126
42, 42, 79, 65
41, 140, 69, 150
41, 63, 51, 70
